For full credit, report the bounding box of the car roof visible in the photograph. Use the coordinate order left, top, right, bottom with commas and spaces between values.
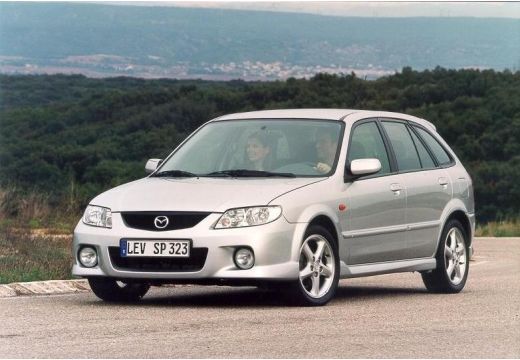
213, 109, 436, 131
214, 109, 357, 121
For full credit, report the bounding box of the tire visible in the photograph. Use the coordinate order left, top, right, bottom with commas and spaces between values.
88, 277, 150, 302
286, 225, 340, 306
422, 219, 469, 293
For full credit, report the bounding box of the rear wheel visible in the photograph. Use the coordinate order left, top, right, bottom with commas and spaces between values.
422, 219, 469, 293
288, 225, 339, 306
88, 278, 150, 302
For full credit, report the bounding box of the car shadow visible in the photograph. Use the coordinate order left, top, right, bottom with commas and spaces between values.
87, 283, 429, 308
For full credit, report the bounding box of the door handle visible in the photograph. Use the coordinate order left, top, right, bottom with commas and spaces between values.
390, 183, 402, 195
438, 177, 449, 186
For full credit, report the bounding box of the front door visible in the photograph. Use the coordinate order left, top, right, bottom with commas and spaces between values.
342, 120, 408, 264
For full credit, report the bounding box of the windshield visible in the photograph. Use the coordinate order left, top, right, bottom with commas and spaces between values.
155, 119, 344, 177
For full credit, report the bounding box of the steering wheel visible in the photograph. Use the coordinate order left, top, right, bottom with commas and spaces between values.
301, 161, 321, 174
273, 162, 320, 175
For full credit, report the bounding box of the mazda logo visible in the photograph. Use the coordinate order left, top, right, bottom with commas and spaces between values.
154, 216, 169, 229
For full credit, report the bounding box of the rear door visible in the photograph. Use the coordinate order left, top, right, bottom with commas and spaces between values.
380, 119, 452, 259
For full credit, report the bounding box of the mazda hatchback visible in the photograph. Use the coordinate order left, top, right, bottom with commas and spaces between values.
73, 109, 475, 306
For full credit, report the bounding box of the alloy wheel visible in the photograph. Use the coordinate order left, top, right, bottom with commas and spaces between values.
444, 227, 467, 285
298, 234, 336, 298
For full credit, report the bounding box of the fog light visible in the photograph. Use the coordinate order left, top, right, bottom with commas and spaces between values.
234, 248, 254, 270
79, 247, 98, 268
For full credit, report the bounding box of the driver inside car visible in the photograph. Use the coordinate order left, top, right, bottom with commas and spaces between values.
314, 129, 339, 174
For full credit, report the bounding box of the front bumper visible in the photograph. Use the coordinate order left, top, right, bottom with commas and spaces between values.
72, 212, 303, 282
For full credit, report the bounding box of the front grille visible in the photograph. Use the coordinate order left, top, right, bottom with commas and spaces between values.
121, 212, 211, 231
109, 247, 208, 272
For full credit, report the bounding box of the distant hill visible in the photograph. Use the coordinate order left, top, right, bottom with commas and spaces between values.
0, 3, 519, 79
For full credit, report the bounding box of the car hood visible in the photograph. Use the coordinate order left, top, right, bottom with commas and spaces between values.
91, 177, 325, 213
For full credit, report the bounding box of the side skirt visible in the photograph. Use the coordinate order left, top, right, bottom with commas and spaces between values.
339, 257, 436, 279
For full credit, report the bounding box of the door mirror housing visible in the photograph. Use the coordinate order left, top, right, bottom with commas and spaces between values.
345, 158, 382, 181
145, 158, 162, 174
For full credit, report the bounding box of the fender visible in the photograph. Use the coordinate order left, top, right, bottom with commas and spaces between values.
282, 203, 343, 263
433, 198, 474, 257
272, 177, 349, 263
288, 203, 341, 225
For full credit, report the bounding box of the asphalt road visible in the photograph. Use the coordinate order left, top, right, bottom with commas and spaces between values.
1, 237, 519, 358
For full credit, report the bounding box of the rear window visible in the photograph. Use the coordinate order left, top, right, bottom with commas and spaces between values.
414, 126, 453, 166
382, 121, 421, 172
409, 127, 436, 169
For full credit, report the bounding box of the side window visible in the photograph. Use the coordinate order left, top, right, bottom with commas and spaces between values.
382, 121, 421, 171
409, 126, 436, 169
414, 126, 452, 165
347, 122, 391, 175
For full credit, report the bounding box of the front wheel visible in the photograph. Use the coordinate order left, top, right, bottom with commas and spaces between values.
288, 225, 340, 306
88, 278, 150, 302
422, 219, 469, 293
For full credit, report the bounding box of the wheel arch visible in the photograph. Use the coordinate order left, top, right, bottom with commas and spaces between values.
307, 215, 340, 248
435, 207, 473, 256
447, 210, 472, 246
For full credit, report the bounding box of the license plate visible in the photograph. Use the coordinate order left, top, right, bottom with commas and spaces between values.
120, 239, 190, 257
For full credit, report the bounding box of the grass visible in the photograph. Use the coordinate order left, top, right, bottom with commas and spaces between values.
0, 188, 78, 284
0, 226, 73, 284
475, 219, 520, 237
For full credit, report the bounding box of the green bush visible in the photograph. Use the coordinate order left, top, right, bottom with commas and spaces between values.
0, 69, 519, 222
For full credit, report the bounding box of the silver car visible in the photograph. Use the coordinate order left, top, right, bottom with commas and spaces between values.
73, 109, 474, 306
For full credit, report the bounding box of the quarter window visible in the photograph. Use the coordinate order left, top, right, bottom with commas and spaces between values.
382, 122, 421, 172
414, 126, 452, 165
347, 122, 391, 175
409, 127, 436, 168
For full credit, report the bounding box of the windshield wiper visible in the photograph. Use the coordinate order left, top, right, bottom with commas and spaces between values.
152, 170, 199, 178
204, 169, 296, 178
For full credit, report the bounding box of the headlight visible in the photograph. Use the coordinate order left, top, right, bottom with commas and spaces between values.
214, 206, 282, 229
82, 205, 112, 228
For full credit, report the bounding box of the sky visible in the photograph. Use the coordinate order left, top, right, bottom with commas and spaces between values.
105, 1, 520, 19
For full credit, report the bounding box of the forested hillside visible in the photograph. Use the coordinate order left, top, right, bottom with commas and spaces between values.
0, 68, 518, 222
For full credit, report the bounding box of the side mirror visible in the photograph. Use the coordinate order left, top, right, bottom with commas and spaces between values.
145, 158, 162, 174
345, 158, 381, 181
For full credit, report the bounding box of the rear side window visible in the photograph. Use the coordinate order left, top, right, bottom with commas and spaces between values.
347, 122, 391, 175
409, 128, 436, 169
382, 121, 421, 171
414, 126, 453, 165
